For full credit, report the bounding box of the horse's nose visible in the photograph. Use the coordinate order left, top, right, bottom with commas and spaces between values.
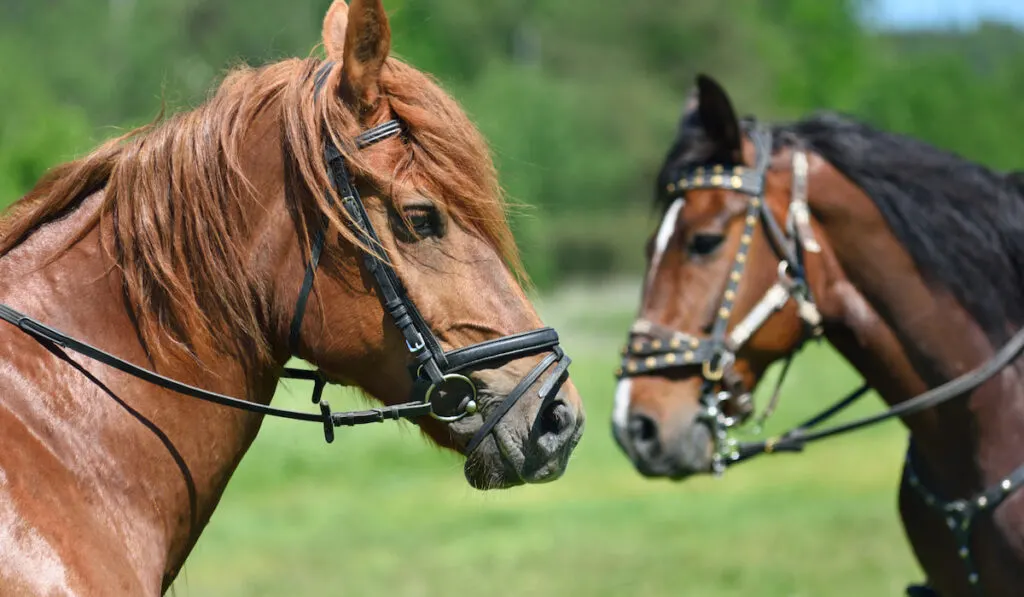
623, 411, 714, 478
627, 412, 662, 461
522, 392, 584, 483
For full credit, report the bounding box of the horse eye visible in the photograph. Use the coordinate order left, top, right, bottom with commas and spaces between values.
688, 233, 725, 256
395, 205, 444, 241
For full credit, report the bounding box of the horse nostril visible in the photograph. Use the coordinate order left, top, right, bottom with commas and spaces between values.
628, 413, 657, 442
539, 399, 574, 438
627, 413, 660, 457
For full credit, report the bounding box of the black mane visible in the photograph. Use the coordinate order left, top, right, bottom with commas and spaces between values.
658, 111, 1024, 342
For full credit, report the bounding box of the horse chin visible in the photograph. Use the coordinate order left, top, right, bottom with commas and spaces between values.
463, 435, 526, 490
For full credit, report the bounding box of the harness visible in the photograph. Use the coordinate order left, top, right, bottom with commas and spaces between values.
616, 120, 1024, 595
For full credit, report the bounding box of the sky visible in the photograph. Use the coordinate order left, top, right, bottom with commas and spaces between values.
873, 0, 1024, 28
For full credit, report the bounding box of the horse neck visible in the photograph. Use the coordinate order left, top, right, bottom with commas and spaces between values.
0, 109, 319, 581
804, 159, 1024, 496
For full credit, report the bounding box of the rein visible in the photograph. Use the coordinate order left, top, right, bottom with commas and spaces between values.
0, 64, 570, 452
618, 119, 1024, 594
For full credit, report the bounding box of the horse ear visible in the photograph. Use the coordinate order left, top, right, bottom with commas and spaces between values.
322, 0, 350, 61
677, 86, 700, 132
695, 74, 742, 160
337, 0, 391, 114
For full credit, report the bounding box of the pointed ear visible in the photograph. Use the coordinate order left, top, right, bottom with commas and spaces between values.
322, 0, 350, 61
337, 0, 391, 114
677, 86, 700, 132
695, 74, 742, 160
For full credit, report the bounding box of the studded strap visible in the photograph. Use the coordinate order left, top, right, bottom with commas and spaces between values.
904, 446, 1024, 593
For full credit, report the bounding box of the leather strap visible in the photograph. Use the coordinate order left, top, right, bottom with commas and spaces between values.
287, 119, 405, 356
465, 348, 567, 454
0, 303, 432, 444
443, 328, 560, 373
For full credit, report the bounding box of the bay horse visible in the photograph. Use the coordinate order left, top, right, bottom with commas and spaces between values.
0, 1, 585, 594
613, 74, 1024, 596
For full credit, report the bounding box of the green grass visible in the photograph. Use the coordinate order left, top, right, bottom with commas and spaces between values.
170, 281, 921, 596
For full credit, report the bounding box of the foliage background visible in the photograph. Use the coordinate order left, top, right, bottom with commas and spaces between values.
5, 0, 1024, 288
2, 1, 1023, 595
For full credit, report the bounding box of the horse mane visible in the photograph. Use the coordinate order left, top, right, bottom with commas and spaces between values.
0, 56, 520, 367
775, 112, 1024, 343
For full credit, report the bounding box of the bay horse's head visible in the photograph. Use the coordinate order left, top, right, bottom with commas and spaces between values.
613, 76, 820, 478
281, 0, 586, 488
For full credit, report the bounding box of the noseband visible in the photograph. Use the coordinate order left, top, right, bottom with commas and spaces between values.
0, 62, 570, 455
617, 123, 823, 474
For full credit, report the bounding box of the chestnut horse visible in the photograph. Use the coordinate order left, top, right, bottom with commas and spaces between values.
613, 74, 1024, 596
0, 1, 585, 594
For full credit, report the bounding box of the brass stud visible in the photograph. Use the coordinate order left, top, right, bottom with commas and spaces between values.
969, 573, 979, 585
670, 338, 682, 349
665, 353, 677, 364
645, 357, 657, 368
651, 339, 662, 350
734, 166, 745, 175
667, 182, 676, 193
1003, 479, 1012, 491
684, 351, 695, 362
690, 338, 700, 348
719, 307, 730, 318
615, 368, 623, 377
632, 342, 643, 352
694, 175, 705, 186
627, 362, 638, 373
746, 215, 757, 225
741, 234, 752, 245
731, 272, 742, 282
725, 290, 736, 300
751, 198, 762, 207
737, 253, 747, 264
713, 165, 724, 174
959, 548, 969, 559
977, 496, 988, 508
731, 176, 742, 189
711, 175, 723, 186
680, 179, 690, 189
695, 166, 705, 176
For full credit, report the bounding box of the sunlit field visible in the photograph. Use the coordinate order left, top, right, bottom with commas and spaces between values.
171, 281, 920, 597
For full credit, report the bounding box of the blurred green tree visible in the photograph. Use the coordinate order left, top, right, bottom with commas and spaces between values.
2, 0, 1023, 288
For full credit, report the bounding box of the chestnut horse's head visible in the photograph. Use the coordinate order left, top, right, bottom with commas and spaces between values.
613, 75, 821, 478
281, 0, 586, 489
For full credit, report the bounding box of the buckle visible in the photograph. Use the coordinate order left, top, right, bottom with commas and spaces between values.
406, 333, 426, 353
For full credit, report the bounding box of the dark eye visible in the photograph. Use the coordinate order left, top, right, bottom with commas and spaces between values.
688, 233, 725, 256
394, 204, 444, 242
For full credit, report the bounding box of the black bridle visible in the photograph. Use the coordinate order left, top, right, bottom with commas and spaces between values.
616, 120, 1024, 595
0, 65, 570, 455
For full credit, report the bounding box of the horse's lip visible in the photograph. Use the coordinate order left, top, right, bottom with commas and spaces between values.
493, 425, 528, 484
